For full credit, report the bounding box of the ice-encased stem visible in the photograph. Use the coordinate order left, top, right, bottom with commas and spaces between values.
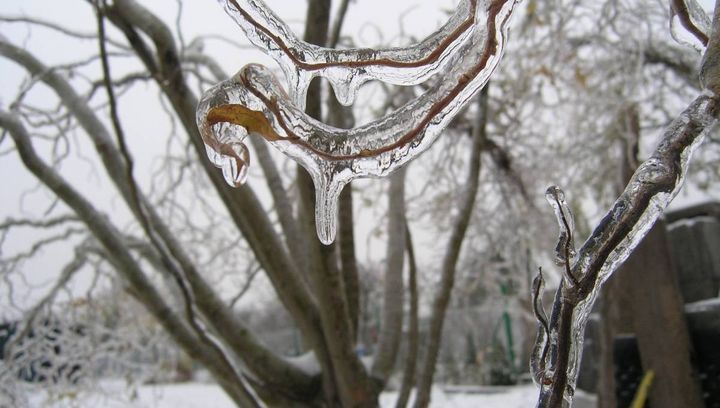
197, 0, 520, 243
545, 185, 577, 286
530, 267, 550, 386
219, 0, 479, 110
535, 93, 718, 407
670, 0, 711, 52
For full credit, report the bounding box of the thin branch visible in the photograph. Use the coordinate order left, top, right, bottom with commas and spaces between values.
0, 14, 129, 49
1, 227, 85, 267
229, 263, 262, 308
395, 220, 420, 408
0, 214, 79, 230
327, 0, 352, 48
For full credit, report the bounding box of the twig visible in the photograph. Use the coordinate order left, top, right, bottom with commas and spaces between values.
327, 0, 352, 48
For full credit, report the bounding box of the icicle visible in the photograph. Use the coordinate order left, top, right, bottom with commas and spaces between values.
313, 175, 346, 245
198, 0, 521, 243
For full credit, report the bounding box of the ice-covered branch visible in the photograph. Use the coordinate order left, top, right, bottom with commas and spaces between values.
533, 92, 720, 408
198, 0, 520, 243
530, 3, 720, 405
220, 0, 481, 108
530, 267, 550, 386
545, 186, 578, 286
670, 0, 711, 50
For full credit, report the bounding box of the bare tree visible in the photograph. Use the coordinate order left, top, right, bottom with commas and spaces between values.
2, 0, 720, 408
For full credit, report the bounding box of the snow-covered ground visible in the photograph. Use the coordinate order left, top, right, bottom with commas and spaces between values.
17, 380, 598, 407
19, 381, 543, 408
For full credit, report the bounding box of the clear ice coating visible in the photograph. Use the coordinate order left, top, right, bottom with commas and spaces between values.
530, 267, 550, 386
545, 185, 577, 267
219, 0, 480, 110
197, 0, 520, 244
670, 0, 711, 52
538, 95, 717, 405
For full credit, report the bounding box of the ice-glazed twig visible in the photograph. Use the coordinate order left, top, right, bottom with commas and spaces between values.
198, 0, 520, 244
670, 0, 711, 50
533, 5, 720, 406
220, 0, 480, 108
534, 94, 719, 407
545, 186, 578, 287
530, 267, 550, 386
197, 0, 518, 244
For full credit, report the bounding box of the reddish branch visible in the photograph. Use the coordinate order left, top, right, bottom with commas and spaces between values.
225, 0, 478, 70
201, 0, 514, 174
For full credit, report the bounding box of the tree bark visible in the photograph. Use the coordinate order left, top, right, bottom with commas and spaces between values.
298, 1, 377, 406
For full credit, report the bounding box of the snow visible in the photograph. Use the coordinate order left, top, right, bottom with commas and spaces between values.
21, 381, 545, 408
284, 351, 322, 376
685, 296, 720, 313
26, 381, 236, 408
380, 385, 539, 408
